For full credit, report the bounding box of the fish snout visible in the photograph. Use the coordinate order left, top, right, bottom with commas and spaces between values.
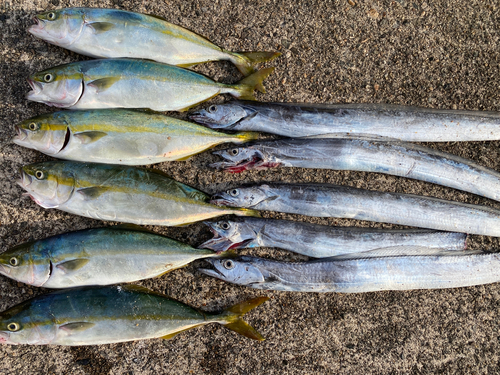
17, 169, 32, 189
12, 126, 27, 143
26, 79, 43, 98
198, 258, 224, 278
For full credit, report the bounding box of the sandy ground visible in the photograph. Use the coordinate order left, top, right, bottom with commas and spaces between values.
1, 0, 500, 374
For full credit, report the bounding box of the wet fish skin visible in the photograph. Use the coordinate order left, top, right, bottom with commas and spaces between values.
29, 8, 279, 76
199, 253, 500, 293
27, 59, 274, 111
211, 138, 500, 202
210, 183, 500, 236
17, 161, 259, 226
0, 285, 268, 345
189, 101, 500, 142
13, 109, 258, 165
200, 218, 467, 257
0, 226, 219, 288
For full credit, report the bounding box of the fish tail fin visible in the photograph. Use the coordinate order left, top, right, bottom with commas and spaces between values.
220, 297, 269, 340
233, 131, 259, 143
232, 67, 275, 100
234, 208, 261, 218
229, 51, 281, 76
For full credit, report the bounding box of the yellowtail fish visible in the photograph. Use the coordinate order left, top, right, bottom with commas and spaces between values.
17, 161, 259, 226
0, 285, 268, 345
26, 59, 274, 111
29, 8, 279, 76
0, 226, 220, 288
12, 109, 257, 165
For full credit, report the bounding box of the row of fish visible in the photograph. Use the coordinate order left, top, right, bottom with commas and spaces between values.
3, 7, 280, 346
4, 6, 500, 346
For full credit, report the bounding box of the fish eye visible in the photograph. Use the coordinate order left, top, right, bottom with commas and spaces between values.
7, 322, 20, 332
220, 222, 230, 230
228, 189, 239, 197
208, 105, 217, 113
223, 259, 235, 270
28, 123, 38, 131
9, 257, 18, 267
47, 12, 56, 20
35, 170, 45, 180
44, 73, 54, 83
230, 149, 239, 156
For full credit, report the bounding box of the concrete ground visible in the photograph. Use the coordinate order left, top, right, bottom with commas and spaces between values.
1, 0, 500, 373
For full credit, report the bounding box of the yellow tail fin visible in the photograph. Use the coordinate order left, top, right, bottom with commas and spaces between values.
221, 297, 269, 340
233, 67, 275, 100
231, 51, 281, 76
233, 131, 259, 144
234, 208, 261, 218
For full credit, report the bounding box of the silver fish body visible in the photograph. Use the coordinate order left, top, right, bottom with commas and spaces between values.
27, 59, 273, 111
200, 218, 467, 256
13, 109, 257, 165
0, 226, 217, 288
190, 102, 500, 142
0, 286, 268, 345
17, 161, 258, 226
28, 8, 279, 76
200, 252, 500, 293
212, 138, 500, 202
211, 184, 500, 236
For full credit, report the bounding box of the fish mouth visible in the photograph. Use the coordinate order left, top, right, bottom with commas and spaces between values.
26, 78, 43, 98
210, 150, 265, 173
199, 221, 252, 252
198, 259, 225, 279
188, 111, 236, 130
210, 194, 234, 207
12, 126, 27, 143
0, 331, 13, 345
28, 16, 45, 34
0, 263, 10, 277
17, 169, 33, 189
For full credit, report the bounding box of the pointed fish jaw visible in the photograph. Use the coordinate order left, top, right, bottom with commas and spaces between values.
198, 258, 226, 279
199, 221, 254, 252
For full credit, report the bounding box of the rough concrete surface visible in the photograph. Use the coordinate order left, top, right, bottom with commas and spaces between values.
1, 0, 500, 374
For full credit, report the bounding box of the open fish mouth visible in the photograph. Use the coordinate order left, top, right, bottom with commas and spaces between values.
210, 150, 280, 173
26, 78, 43, 97
209, 194, 234, 207
12, 126, 27, 142
199, 221, 252, 252
28, 16, 45, 33
198, 259, 224, 278
16, 169, 33, 189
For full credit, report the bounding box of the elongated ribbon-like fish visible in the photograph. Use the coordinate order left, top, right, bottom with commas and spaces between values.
26, 59, 274, 111
0, 285, 268, 345
199, 251, 500, 293
190, 101, 500, 142
0, 226, 221, 288
211, 138, 500, 202
13, 109, 257, 165
200, 218, 467, 257
29, 8, 279, 76
211, 183, 500, 236
17, 161, 259, 226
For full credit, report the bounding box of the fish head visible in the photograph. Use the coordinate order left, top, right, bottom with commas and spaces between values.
200, 220, 258, 252
199, 257, 265, 286
0, 298, 56, 345
211, 185, 272, 208
189, 103, 249, 129
13, 113, 70, 156
0, 242, 51, 287
18, 162, 75, 209
29, 9, 85, 47
211, 146, 270, 173
27, 64, 84, 108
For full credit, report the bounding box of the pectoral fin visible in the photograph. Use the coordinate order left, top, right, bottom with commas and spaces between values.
59, 322, 95, 332
56, 259, 89, 273
88, 77, 120, 92
88, 22, 115, 33
74, 131, 107, 144
77, 186, 110, 199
